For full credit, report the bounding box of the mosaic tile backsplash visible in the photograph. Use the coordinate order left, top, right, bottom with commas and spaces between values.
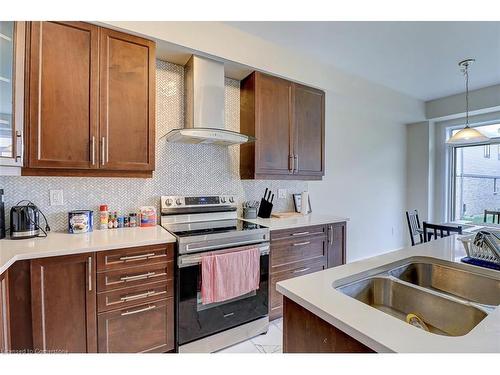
0, 60, 307, 232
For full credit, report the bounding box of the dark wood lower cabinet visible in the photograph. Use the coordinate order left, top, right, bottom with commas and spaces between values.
97, 298, 174, 353
30, 253, 97, 353
96, 243, 175, 353
0, 272, 10, 353
283, 297, 374, 353
327, 222, 347, 268
269, 222, 347, 320
2, 244, 175, 354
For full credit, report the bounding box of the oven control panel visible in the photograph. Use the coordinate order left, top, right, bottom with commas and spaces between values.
161, 195, 236, 209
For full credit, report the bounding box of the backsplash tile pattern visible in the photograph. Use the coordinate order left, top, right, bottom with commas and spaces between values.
1, 60, 307, 232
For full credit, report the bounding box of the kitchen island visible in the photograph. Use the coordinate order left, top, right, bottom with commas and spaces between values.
277, 236, 500, 353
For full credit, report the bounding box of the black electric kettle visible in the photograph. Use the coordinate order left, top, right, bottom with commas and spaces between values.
10, 201, 49, 239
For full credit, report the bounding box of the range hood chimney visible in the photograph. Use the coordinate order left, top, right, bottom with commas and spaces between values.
164, 55, 254, 146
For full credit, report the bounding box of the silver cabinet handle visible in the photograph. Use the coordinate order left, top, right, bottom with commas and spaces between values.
120, 271, 156, 282
101, 137, 105, 165
119, 253, 156, 262
328, 225, 333, 245
88, 257, 92, 291
15, 130, 22, 162
91, 136, 95, 165
292, 231, 309, 236
293, 241, 310, 247
289, 154, 294, 174
293, 267, 311, 274
121, 304, 156, 316
120, 290, 166, 302
294, 154, 299, 173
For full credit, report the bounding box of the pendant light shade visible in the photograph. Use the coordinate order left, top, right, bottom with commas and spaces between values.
446, 59, 490, 145
447, 126, 490, 145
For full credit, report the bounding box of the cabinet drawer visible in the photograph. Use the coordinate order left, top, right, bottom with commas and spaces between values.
271, 225, 326, 242
97, 244, 173, 272
271, 236, 327, 270
97, 261, 173, 292
97, 279, 173, 313
269, 258, 326, 320
98, 298, 174, 353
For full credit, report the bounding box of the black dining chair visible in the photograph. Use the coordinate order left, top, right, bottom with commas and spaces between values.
422, 222, 463, 242
406, 210, 423, 246
484, 210, 500, 224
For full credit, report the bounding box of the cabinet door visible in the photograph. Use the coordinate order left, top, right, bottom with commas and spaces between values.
327, 222, 346, 268
0, 272, 10, 352
255, 73, 292, 176
99, 28, 155, 171
31, 253, 97, 353
27, 22, 99, 169
97, 298, 173, 353
0, 22, 25, 172
293, 84, 325, 177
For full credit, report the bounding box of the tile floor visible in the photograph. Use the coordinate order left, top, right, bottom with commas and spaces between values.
217, 318, 283, 353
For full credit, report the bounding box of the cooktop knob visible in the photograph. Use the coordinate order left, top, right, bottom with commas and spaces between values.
229, 196, 234, 203
220, 197, 226, 203
165, 198, 172, 206
175, 198, 182, 205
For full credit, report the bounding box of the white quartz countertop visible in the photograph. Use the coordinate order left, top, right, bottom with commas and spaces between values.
243, 213, 348, 231
277, 236, 500, 353
0, 226, 176, 275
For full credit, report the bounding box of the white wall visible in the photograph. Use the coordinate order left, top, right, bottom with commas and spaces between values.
406, 122, 431, 226
102, 21, 426, 261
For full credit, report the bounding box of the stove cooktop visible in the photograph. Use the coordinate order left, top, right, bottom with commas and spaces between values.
164, 219, 267, 238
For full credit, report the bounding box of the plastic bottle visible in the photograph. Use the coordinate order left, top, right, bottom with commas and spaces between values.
108, 212, 114, 229
113, 212, 119, 229
99, 205, 109, 230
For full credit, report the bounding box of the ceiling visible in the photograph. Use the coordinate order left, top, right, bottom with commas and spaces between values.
225, 21, 500, 101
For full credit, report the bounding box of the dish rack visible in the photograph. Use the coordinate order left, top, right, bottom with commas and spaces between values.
458, 231, 500, 270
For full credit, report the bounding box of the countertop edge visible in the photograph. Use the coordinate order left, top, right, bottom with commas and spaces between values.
0, 226, 176, 275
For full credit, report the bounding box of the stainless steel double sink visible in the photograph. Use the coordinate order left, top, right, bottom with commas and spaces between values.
336, 257, 500, 337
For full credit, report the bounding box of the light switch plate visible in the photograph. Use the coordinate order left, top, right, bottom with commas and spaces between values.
278, 189, 287, 199
49, 189, 64, 206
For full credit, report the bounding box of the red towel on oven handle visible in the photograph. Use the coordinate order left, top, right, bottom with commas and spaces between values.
201, 246, 261, 305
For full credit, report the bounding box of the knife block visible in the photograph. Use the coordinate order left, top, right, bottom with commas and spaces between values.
257, 198, 273, 219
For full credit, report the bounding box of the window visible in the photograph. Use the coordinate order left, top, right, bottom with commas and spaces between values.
450, 123, 500, 224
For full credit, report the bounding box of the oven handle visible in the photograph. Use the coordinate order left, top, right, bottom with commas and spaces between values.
178, 244, 270, 268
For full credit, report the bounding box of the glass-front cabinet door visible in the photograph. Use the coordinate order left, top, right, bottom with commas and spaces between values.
0, 21, 25, 174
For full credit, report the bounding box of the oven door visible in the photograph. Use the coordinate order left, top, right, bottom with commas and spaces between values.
176, 243, 269, 347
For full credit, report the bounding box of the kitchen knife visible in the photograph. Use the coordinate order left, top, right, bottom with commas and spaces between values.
270, 193, 274, 203
263, 188, 269, 201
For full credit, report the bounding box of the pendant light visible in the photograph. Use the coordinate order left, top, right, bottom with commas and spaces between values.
446, 59, 490, 145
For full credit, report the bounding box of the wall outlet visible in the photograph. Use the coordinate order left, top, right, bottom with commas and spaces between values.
278, 189, 287, 199
49, 189, 64, 206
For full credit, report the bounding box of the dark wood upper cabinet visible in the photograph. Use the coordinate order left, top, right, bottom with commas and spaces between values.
24, 22, 155, 177
99, 28, 155, 171
293, 84, 325, 177
30, 253, 97, 353
27, 21, 99, 170
241, 73, 293, 178
240, 71, 325, 180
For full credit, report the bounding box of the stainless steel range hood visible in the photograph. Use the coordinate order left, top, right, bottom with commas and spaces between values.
165, 55, 254, 146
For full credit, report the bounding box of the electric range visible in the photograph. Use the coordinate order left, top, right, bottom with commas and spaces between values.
160, 195, 270, 353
